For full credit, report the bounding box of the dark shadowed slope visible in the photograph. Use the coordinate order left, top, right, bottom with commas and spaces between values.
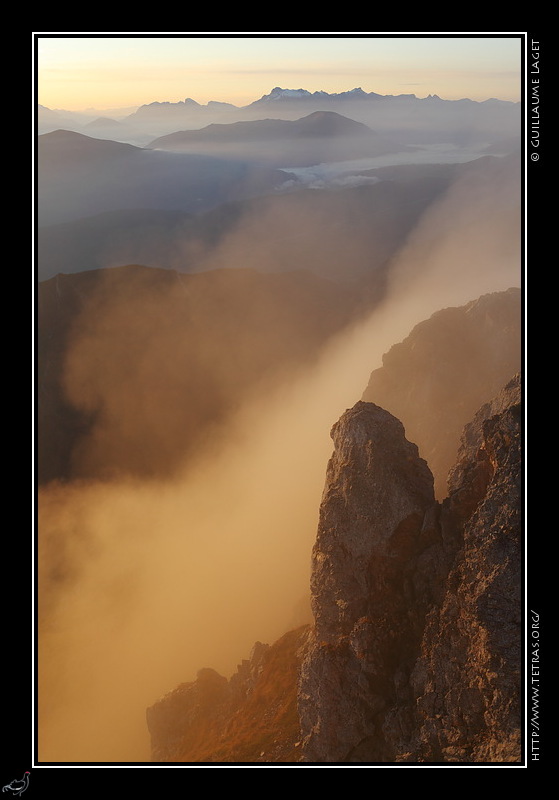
37, 160, 458, 282
362, 288, 521, 498
37, 130, 290, 226
38, 264, 362, 485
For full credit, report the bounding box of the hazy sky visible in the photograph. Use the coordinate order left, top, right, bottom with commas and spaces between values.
35, 33, 524, 111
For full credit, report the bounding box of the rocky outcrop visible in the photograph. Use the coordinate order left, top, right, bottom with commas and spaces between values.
147, 626, 309, 763
298, 376, 522, 763
409, 376, 522, 763
298, 402, 438, 762
362, 288, 521, 498
147, 667, 231, 763
146, 377, 522, 764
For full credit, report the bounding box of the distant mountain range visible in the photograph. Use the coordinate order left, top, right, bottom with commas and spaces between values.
130, 86, 518, 115
251, 86, 387, 104
127, 87, 521, 146
248, 86, 516, 107
38, 87, 521, 149
125, 87, 400, 120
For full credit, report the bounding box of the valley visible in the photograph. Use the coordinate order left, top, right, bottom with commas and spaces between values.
35, 67, 524, 766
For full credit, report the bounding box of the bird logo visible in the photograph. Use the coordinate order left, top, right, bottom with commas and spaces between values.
2, 773, 30, 796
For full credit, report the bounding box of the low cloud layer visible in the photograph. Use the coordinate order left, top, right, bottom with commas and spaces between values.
37, 148, 522, 762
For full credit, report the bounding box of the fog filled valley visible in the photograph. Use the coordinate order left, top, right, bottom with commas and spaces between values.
36, 83, 523, 764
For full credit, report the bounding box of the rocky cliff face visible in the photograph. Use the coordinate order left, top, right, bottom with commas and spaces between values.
409, 376, 522, 763
298, 402, 439, 762
298, 375, 522, 763
361, 288, 521, 498
146, 375, 522, 764
147, 627, 309, 763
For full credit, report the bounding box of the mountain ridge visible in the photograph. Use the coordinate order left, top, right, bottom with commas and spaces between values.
37, 263, 363, 485
362, 287, 522, 498
39, 86, 520, 123
149, 111, 374, 147
38, 86, 520, 148
37, 129, 289, 226
146, 110, 404, 166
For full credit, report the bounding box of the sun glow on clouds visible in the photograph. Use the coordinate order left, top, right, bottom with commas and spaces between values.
37, 143, 521, 761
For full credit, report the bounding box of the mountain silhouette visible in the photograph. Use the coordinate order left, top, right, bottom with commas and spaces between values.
148, 111, 405, 166
37, 130, 290, 226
